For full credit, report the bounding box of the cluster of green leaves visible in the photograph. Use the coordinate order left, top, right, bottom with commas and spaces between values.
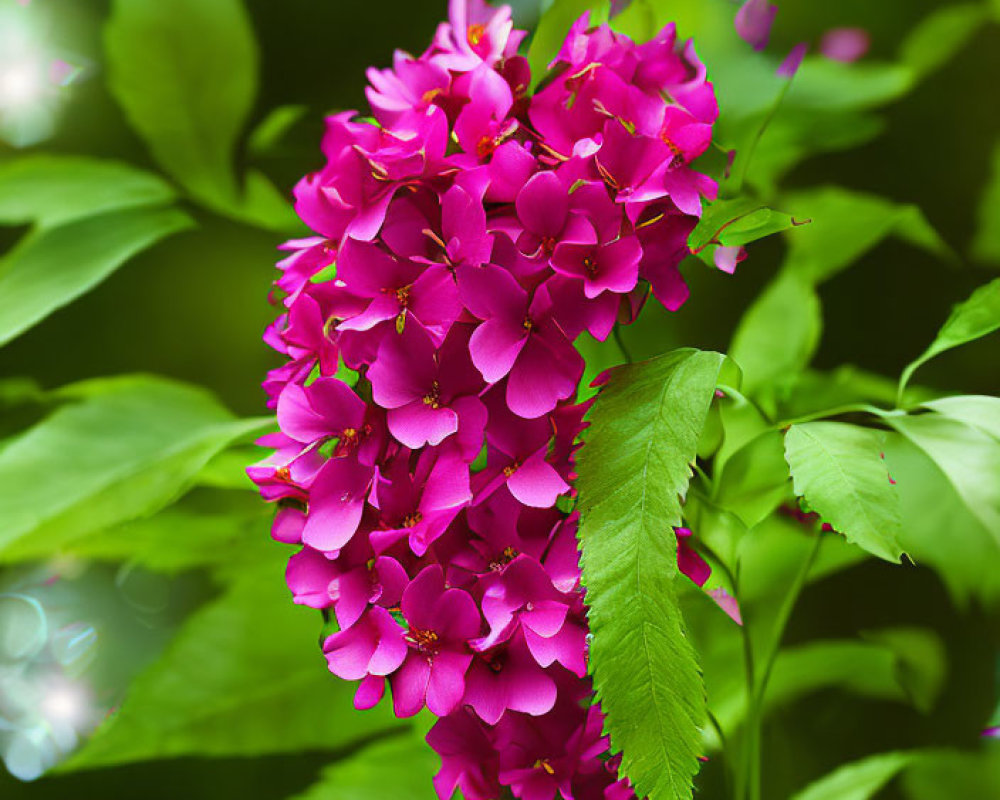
0, 0, 425, 796
566, 2, 1000, 800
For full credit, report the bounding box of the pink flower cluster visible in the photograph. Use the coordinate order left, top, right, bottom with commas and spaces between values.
251, 3, 727, 798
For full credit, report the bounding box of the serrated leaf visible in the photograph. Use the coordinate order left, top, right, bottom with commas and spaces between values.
0, 375, 270, 560
784, 422, 903, 563
290, 732, 437, 800
104, 0, 257, 210
790, 751, 916, 800
577, 348, 725, 799
899, 279, 1000, 396
781, 187, 952, 284
729, 270, 822, 395
0, 155, 177, 229
61, 559, 404, 769
0, 206, 193, 347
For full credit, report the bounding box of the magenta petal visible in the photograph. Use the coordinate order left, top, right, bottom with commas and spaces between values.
520, 599, 569, 638
427, 651, 472, 716
506, 330, 583, 419
302, 459, 372, 552
524, 623, 587, 677
388, 401, 459, 448
469, 316, 528, 383
369, 323, 437, 409
464, 663, 507, 724
354, 675, 385, 710
505, 657, 557, 717
285, 548, 336, 609
516, 171, 568, 237
507, 450, 569, 508
330, 569, 372, 629
392, 654, 431, 717
338, 293, 401, 332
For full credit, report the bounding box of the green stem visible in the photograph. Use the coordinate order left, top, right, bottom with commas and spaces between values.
774, 403, 887, 429
612, 324, 633, 364
744, 530, 823, 800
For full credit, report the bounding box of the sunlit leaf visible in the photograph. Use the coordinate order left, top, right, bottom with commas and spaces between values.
0, 206, 193, 347
729, 270, 822, 395
61, 558, 404, 769
784, 422, 903, 563
0, 375, 270, 561
104, 0, 258, 210
923, 395, 1000, 442
899, 278, 1000, 398
790, 751, 917, 800
0, 156, 176, 229
577, 348, 725, 800
290, 732, 437, 800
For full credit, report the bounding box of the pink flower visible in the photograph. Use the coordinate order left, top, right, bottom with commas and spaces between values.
252, 6, 729, 798
461, 265, 584, 419
391, 565, 482, 717
369, 324, 485, 451
820, 27, 870, 63
735, 0, 778, 52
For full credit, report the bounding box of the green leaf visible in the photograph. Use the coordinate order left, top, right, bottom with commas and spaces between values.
62, 559, 404, 769
790, 751, 916, 800
923, 395, 1000, 442
104, 0, 258, 210
247, 104, 308, 157
0, 205, 193, 347
0, 375, 270, 561
577, 348, 725, 800
860, 627, 947, 713
714, 430, 791, 529
901, 749, 1000, 800
882, 420, 1000, 604
972, 141, 1000, 264
0, 155, 177, 229
708, 636, 937, 744
899, 4, 989, 80
781, 187, 953, 284
22, 491, 271, 574
787, 60, 914, 112
899, 279, 1000, 396
885, 412, 1000, 543
290, 732, 437, 800
784, 422, 903, 563
729, 270, 822, 396
528, 0, 608, 88
689, 197, 802, 252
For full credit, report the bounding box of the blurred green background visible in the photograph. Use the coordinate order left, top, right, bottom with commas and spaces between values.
0, 0, 998, 798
